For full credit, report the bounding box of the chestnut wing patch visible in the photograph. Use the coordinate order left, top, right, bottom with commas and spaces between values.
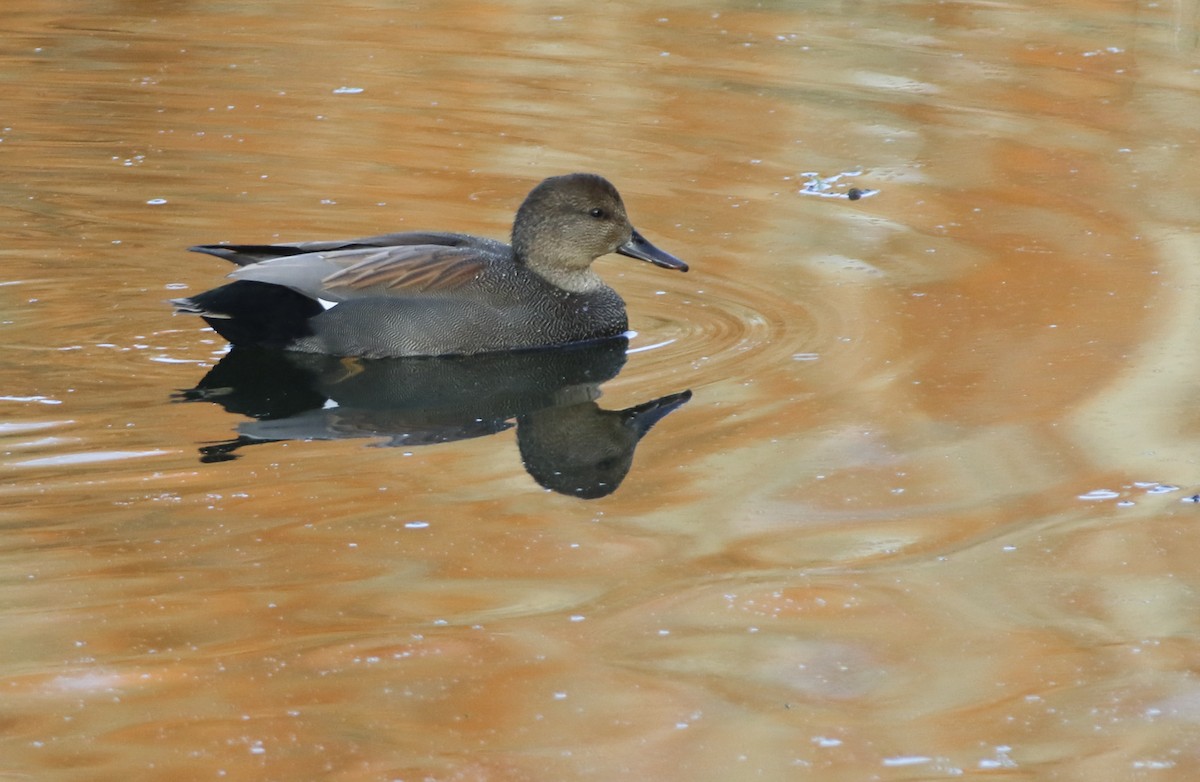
321, 246, 487, 294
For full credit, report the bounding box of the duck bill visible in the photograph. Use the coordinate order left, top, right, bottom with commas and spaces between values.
616, 229, 689, 272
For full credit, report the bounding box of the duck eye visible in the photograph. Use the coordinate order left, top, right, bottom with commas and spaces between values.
588, 207, 607, 219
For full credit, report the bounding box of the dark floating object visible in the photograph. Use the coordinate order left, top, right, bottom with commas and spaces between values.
172, 173, 688, 358
175, 338, 691, 499
798, 170, 879, 200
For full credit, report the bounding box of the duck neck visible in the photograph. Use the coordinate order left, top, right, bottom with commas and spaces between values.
525, 258, 606, 294
513, 223, 606, 293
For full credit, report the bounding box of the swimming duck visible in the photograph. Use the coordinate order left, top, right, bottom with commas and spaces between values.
172, 173, 688, 357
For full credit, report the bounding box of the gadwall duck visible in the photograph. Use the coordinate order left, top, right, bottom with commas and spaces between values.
172, 173, 688, 357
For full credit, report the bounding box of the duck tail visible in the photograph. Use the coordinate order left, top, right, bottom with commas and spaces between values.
172, 281, 323, 348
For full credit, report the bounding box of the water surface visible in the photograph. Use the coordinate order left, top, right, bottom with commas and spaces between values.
3, 1, 1200, 779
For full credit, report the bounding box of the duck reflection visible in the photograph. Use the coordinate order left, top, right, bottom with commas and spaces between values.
177, 338, 690, 498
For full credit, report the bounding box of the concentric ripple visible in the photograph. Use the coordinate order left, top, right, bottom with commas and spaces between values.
617, 264, 866, 397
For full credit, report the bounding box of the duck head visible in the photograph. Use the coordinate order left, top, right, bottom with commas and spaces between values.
512, 173, 688, 290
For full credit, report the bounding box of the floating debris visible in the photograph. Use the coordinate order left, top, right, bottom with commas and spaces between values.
1078, 489, 1121, 501
799, 170, 879, 200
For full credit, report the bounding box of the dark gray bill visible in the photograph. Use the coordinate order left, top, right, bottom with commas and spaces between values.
616, 229, 689, 272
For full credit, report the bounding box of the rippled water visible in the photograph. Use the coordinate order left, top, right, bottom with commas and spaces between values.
3, 0, 1200, 779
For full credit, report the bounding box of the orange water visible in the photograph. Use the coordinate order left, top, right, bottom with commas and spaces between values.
3, 1, 1200, 779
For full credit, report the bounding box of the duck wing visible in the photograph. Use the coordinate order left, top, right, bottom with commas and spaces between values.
226, 242, 493, 303
189, 231, 480, 267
